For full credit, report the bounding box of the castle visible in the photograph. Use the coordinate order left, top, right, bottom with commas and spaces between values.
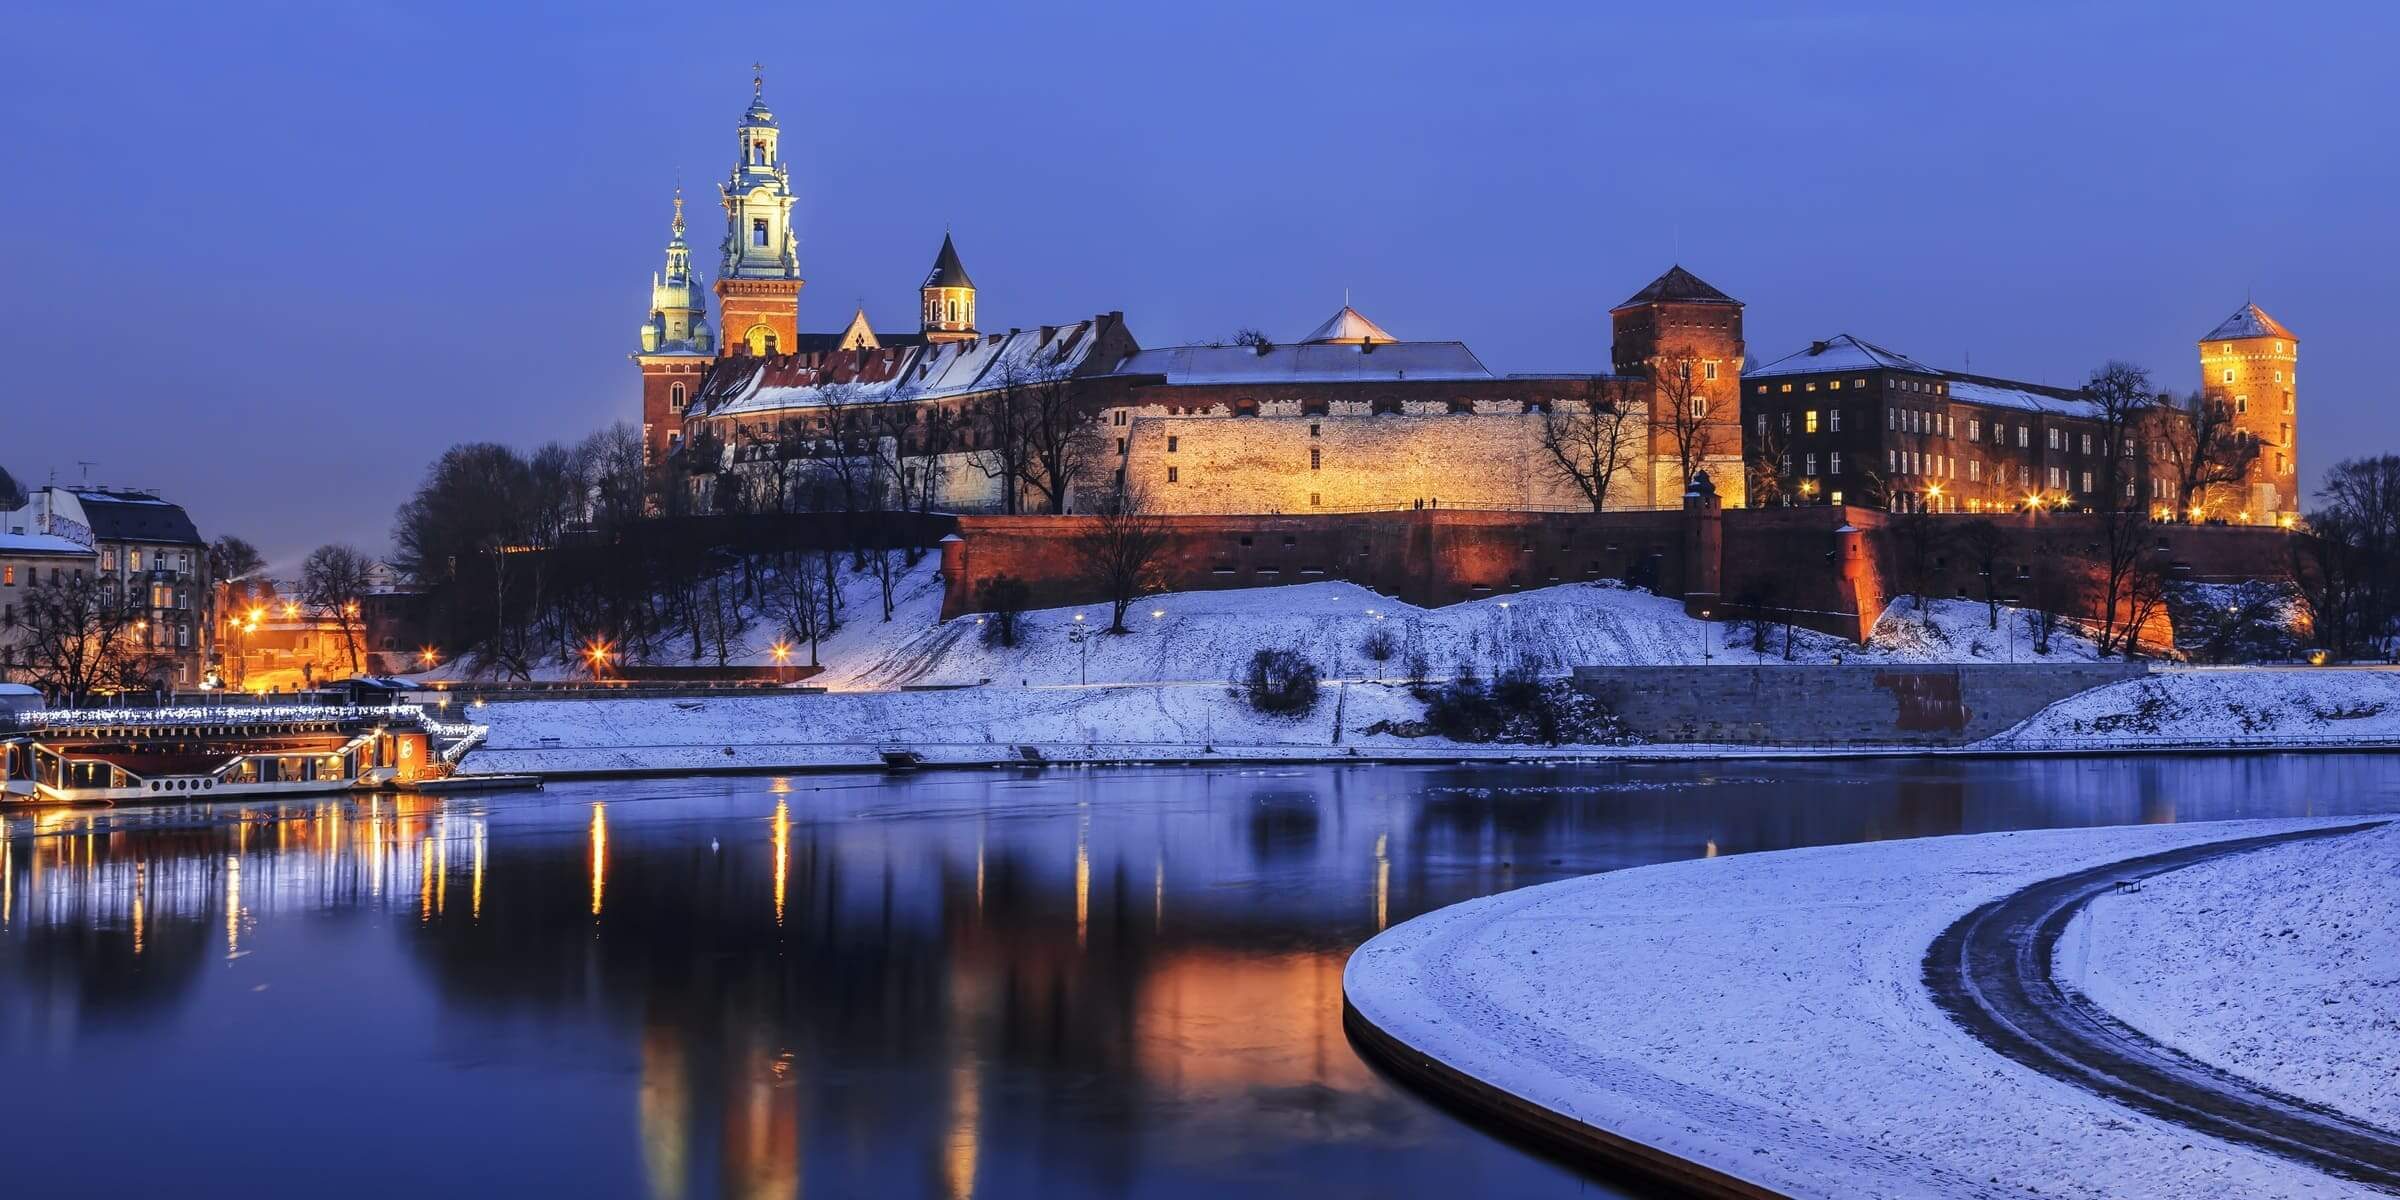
634, 79, 2295, 530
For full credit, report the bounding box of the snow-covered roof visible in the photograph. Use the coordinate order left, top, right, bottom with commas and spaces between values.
1744, 334, 1940, 379
0, 531, 92, 557
1300, 305, 1396, 345
2200, 303, 2296, 344
1114, 340, 1492, 385
693, 318, 1121, 418
1945, 377, 2099, 418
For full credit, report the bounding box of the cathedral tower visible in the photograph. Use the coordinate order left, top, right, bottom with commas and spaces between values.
633, 193, 715, 467
716, 71, 803, 357
2198, 302, 2298, 524
919, 233, 978, 344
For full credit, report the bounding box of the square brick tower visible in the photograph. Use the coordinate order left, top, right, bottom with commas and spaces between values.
1611, 266, 1747, 506
2197, 303, 2298, 524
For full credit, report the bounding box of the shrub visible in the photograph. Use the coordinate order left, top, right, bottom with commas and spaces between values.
1241, 648, 1320, 715
977, 575, 1030, 647
1401, 647, 1430, 683
1359, 625, 1398, 663
1423, 660, 1621, 746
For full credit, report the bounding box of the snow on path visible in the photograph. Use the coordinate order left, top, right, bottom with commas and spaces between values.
2067, 822, 2400, 1134
1343, 818, 2394, 1200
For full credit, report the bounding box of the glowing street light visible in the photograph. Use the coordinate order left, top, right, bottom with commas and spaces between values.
584, 639, 615, 681
1150, 608, 1164, 620
419, 646, 440, 668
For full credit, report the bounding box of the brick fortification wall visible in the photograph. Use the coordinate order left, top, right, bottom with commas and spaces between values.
1570, 662, 2151, 746
940, 502, 2301, 648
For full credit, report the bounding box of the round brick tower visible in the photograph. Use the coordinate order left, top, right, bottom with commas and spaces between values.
2197, 303, 2298, 524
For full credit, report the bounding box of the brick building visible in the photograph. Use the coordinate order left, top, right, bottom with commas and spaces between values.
1741, 307, 2297, 527
1, 486, 212, 687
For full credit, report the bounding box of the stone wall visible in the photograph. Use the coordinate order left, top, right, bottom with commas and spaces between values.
1570, 662, 2151, 746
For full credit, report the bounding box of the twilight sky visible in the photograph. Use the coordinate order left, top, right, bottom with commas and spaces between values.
3, 1, 2393, 568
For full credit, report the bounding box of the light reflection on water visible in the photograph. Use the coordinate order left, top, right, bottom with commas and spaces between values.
0, 756, 2393, 1198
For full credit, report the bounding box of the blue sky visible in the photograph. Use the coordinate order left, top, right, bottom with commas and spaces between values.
2, 0, 2392, 564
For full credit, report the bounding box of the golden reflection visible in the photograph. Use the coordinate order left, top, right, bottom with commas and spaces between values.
722, 1047, 800, 1200
2, 815, 11, 928
224, 853, 242, 958
1373, 832, 1390, 932
638, 1027, 690, 1200
1137, 950, 1366, 1097
771, 798, 789, 927
589, 803, 608, 918
974, 829, 985, 920
472, 819, 486, 921
133, 861, 146, 955
434, 814, 450, 917
420, 831, 434, 922
1074, 809, 1090, 950
369, 796, 385, 898
943, 1055, 980, 1200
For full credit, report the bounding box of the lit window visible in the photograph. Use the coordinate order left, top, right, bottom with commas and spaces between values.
1969, 460, 1981, 481
2081, 434, 2092, 455
1830, 380, 1842, 391
1780, 384, 1793, 393
2048, 428, 2061, 450
1830, 490, 1843, 504
1968, 418, 1980, 441
2223, 368, 2235, 384
1805, 410, 1819, 434
1755, 384, 1767, 395
1, 566, 10, 586
2081, 471, 2093, 493
1703, 361, 1718, 381
2017, 427, 2029, 448
670, 383, 686, 412
1854, 378, 1867, 388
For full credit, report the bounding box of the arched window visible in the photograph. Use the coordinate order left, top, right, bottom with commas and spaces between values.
669, 383, 686, 412
746, 326, 778, 356
947, 298, 959, 323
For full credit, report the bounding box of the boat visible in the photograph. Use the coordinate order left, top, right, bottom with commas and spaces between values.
0, 702, 488, 805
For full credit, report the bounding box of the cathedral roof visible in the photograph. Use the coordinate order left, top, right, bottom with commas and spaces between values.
923, 234, 974, 290
2201, 302, 2295, 343
691, 318, 1119, 419
1299, 305, 1395, 345
1614, 265, 1738, 309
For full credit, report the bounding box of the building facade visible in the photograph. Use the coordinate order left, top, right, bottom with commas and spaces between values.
0, 531, 98, 682
2197, 303, 2299, 520
2, 486, 212, 687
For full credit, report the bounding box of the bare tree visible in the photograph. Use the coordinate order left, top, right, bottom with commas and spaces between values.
1074, 483, 1172, 633
2079, 362, 2161, 656
2153, 389, 2260, 519
6, 572, 156, 703
301, 544, 376, 675
1952, 518, 2010, 630
1886, 511, 1949, 612
1651, 348, 1719, 492
768, 549, 828, 667
1745, 417, 1793, 508
2023, 537, 2072, 655
1013, 364, 1096, 515
1536, 378, 1645, 511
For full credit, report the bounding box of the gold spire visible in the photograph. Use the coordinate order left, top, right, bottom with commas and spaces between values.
671, 188, 684, 237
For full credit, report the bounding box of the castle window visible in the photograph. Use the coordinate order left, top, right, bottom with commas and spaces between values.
1830, 451, 1843, 475
2047, 428, 2061, 450
1780, 412, 1791, 434
1830, 409, 1842, 432
2018, 427, 2029, 448
1113, 410, 1128, 426
1703, 361, 1718, 381
1805, 410, 1819, 434
1309, 423, 1320, 437
2223, 368, 2235, 384
670, 383, 686, 412
1830, 490, 1844, 505
2081, 471, 2093, 494
1780, 453, 1792, 474
1755, 385, 1766, 395
1310, 493, 1321, 507
752, 218, 768, 247
2235, 394, 2249, 414
1755, 414, 1767, 437
1829, 379, 1842, 390
1167, 436, 1178, 452
2080, 433, 2092, 455
1168, 467, 1179, 483
1804, 453, 1817, 476
1804, 381, 1816, 392
1780, 383, 1792, 393
1115, 437, 1126, 455
1690, 396, 1707, 419
1310, 448, 1321, 471
1855, 378, 1867, 388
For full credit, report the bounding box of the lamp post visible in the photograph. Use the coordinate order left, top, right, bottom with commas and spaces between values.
1066, 614, 1089, 686
1698, 607, 1713, 663
770, 640, 792, 684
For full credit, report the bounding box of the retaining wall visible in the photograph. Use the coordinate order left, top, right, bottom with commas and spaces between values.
1571, 662, 2151, 746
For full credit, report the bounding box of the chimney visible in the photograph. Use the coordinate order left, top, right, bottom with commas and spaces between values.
1809, 340, 1829, 355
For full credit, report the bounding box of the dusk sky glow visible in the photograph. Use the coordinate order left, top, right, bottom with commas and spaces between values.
4, 0, 2393, 565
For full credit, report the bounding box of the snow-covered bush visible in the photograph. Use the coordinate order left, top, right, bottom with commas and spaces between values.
1424, 660, 1623, 745
1240, 648, 1320, 715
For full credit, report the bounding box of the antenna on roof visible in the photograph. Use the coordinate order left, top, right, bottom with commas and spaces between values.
76, 461, 95, 483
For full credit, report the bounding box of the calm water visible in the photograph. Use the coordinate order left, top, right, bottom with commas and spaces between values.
2, 757, 2396, 1198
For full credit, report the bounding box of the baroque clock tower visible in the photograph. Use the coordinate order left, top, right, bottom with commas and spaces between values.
716, 68, 803, 357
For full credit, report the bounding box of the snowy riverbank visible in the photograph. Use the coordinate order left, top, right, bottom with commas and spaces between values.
1987, 667, 2400, 749
2067, 821, 2400, 1133
1342, 818, 2396, 1199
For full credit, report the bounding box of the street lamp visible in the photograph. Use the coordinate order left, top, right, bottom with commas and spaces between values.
584, 639, 614, 682
419, 646, 440, 669
1698, 607, 1713, 662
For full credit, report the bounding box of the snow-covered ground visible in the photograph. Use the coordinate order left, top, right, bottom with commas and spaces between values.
1342, 819, 2394, 1200
1988, 667, 2400, 748
2065, 822, 2400, 1133
419, 554, 2105, 693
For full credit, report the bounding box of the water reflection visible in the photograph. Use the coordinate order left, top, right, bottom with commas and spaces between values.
0, 756, 2394, 1198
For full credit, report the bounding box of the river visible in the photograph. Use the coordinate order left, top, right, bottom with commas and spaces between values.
2, 755, 2394, 1198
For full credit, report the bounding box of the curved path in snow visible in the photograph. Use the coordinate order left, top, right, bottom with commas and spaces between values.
1924, 822, 2400, 1190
